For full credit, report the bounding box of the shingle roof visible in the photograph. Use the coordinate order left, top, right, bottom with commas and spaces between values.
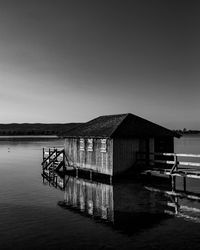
64, 113, 179, 138
64, 114, 128, 138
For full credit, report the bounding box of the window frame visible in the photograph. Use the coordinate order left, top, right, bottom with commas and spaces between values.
100, 139, 107, 152
87, 138, 93, 152
79, 138, 85, 151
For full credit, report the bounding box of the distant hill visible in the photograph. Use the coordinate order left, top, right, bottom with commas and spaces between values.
0, 123, 83, 136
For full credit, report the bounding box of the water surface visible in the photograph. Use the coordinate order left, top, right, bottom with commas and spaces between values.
0, 136, 200, 249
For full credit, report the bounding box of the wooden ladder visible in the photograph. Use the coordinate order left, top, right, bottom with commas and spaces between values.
42, 148, 65, 172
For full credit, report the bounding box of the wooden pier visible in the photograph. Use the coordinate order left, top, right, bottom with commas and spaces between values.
136, 151, 200, 191
41, 147, 200, 187
137, 152, 200, 177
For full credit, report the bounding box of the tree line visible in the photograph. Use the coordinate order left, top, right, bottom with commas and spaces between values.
0, 123, 82, 136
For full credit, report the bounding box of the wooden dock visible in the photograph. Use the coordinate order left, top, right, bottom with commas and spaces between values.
41, 147, 200, 187
137, 152, 200, 177
136, 151, 200, 191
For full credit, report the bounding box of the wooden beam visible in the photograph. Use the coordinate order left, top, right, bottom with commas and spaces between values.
138, 152, 200, 158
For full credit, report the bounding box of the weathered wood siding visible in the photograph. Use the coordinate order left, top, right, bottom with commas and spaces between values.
113, 138, 140, 174
113, 138, 155, 174
154, 137, 174, 153
149, 138, 155, 163
64, 138, 113, 175
154, 137, 174, 167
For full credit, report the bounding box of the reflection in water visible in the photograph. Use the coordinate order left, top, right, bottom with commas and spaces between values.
61, 176, 114, 222
1, 137, 200, 249
42, 170, 200, 236
42, 171, 175, 235
145, 184, 200, 223
42, 172, 114, 222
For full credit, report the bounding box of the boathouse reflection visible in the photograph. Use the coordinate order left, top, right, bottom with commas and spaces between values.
42, 169, 200, 234
42, 172, 175, 235
60, 176, 114, 222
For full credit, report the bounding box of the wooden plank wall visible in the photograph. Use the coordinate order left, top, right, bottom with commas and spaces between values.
64, 138, 113, 175
113, 138, 156, 174
154, 137, 174, 167
154, 137, 174, 153
113, 138, 142, 174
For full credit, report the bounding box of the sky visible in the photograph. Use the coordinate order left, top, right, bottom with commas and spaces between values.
0, 0, 199, 129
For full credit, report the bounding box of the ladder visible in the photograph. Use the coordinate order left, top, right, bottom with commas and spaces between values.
42, 147, 65, 173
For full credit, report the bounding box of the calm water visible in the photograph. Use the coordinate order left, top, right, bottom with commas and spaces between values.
0, 136, 200, 249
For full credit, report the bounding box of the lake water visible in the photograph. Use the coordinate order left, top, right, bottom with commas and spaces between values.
0, 136, 200, 249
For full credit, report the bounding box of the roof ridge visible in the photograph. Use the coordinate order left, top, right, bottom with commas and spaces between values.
98, 113, 130, 118
109, 113, 130, 137
62, 122, 85, 134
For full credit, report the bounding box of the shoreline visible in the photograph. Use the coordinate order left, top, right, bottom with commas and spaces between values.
0, 135, 62, 141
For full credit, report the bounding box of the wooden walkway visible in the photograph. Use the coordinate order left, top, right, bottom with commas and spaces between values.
137, 152, 200, 179
41, 147, 200, 187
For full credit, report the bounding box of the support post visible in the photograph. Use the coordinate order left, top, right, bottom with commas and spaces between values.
171, 175, 176, 191
170, 154, 178, 174
175, 155, 178, 172
145, 139, 150, 167
43, 148, 44, 161
174, 197, 179, 214
55, 175, 57, 188
183, 176, 186, 192
49, 148, 51, 164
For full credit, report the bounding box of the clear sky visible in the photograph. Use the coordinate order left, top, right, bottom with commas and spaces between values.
0, 0, 199, 129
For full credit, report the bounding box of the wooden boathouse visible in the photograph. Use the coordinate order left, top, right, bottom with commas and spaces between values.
62, 113, 178, 177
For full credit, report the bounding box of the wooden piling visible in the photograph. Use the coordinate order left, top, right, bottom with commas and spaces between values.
172, 175, 176, 191
183, 176, 186, 192
42, 148, 44, 161
110, 175, 112, 184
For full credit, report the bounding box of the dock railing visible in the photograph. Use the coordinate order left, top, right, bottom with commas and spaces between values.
42, 147, 77, 174
136, 152, 200, 178
42, 147, 66, 172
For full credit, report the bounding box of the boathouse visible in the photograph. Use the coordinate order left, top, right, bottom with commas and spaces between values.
64, 113, 178, 176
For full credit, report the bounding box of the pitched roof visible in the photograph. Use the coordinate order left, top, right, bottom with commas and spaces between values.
64, 114, 128, 138
64, 113, 179, 138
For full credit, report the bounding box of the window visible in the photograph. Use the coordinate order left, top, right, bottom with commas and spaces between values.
87, 139, 93, 151
100, 139, 107, 152
80, 139, 85, 151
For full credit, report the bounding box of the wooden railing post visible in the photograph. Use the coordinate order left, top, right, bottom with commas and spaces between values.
183, 176, 186, 192
175, 155, 178, 172
49, 148, 51, 165
171, 175, 176, 191
170, 154, 178, 174
42, 148, 44, 171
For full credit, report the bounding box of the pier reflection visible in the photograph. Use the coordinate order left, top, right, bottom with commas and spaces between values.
42, 172, 179, 235
145, 179, 200, 223
42, 171, 200, 235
